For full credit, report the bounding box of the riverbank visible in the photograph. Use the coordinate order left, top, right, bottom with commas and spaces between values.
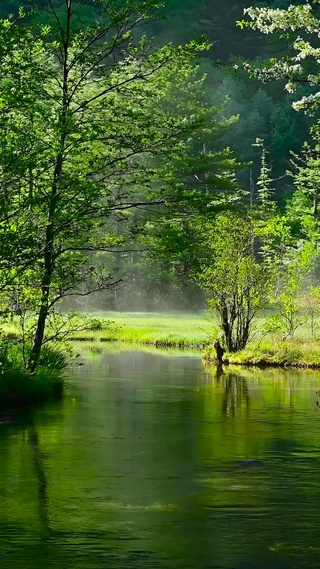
4, 311, 320, 372
203, 338, 320, 369
0, 312, 210, 408
0, 368, 64, 408
0, 345, 66, 408
75, 312, 320, 368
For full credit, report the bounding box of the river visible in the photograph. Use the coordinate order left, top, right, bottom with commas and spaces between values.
1, 346, 320, 569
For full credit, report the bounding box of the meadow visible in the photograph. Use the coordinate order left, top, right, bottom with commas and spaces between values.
67, 311, 320, 368
70, 311, 214, 346
4, 309, 320, 368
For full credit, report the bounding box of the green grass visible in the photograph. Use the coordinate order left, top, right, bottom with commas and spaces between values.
70, 311, 213, 347
231, 337, 320, 368
5, 309, 320, 369
204, 337, 320, 368
0, 344, 66, 408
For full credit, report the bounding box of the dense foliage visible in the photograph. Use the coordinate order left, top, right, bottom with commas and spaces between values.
1, 0, 320, 372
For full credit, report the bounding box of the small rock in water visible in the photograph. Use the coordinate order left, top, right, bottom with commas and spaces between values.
236, 459, 264, 467
0, 412, 16, 424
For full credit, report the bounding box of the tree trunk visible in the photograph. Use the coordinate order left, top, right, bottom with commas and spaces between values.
314, 195, 318, 221
28, 222, 54, 372
28, 147, 65, 372
28, 1, 71, 372
221, 302, 233, 351
214, 340, 225, 363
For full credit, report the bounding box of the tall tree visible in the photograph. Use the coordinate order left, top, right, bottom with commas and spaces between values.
0, 0, 227, 370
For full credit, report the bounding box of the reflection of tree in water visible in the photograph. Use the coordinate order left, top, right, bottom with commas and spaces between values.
27, 425, 50, 535
220, 371, 250, 417
214, 363, 224, 383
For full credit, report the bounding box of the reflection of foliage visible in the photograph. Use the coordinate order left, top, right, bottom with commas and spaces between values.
2, 353, 320, 568
221, 373, 250, 417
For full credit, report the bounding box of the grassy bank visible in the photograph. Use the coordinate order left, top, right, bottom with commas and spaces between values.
6, 310, 320, 370
72, 312, 320, 368
203, 338, 320, 369
0, 345, 66, 408
70, 311, 213, 347
0, 311, 211, 409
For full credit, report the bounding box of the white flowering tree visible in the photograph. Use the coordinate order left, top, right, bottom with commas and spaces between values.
238, 3, 320, 114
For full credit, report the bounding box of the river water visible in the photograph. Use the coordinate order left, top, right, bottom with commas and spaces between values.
1, 347, 320, 569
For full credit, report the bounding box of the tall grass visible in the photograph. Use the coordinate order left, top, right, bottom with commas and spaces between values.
226, 337, 320, 368
5, 309, 320, 369
70, 311, 213, 346
0, 343, 66, 407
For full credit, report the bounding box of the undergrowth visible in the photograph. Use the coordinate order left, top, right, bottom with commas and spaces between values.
0, 342, 67, 407
204, 337, 320, 368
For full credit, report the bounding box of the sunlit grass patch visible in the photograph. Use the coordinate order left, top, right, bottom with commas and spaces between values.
205, 337, 320, 368
70, 311, 213, 347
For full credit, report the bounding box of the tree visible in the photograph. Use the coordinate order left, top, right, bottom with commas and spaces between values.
0, 0, 218, 371
290, 141, 320, 231
91, 59, 242, 311
254, 138, 276, 210
239, 2, 320, 240
196, 212, 273, 352
262, 241, 320, 339
238, 3, 320, 115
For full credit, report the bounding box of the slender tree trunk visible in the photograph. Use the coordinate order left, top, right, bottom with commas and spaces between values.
28, 221, 55, 372
28, 135, 68, 372
221, 303, 233, 352
28, 154, 64, 372
28, 0, 71, 372
313, 194, 318, 221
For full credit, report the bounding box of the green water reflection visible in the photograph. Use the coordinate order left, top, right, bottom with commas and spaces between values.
1, 348, 320, 568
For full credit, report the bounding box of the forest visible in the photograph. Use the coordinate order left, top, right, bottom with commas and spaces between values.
0, 0, 320, 400
2, 4, 320, 567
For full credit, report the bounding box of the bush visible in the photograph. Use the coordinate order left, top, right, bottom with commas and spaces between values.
0, 341, 67, 408
87, 318, 104, 331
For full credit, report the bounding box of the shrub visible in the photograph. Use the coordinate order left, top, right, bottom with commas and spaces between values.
0, 341, 67, 407
87, 318, 104, 331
